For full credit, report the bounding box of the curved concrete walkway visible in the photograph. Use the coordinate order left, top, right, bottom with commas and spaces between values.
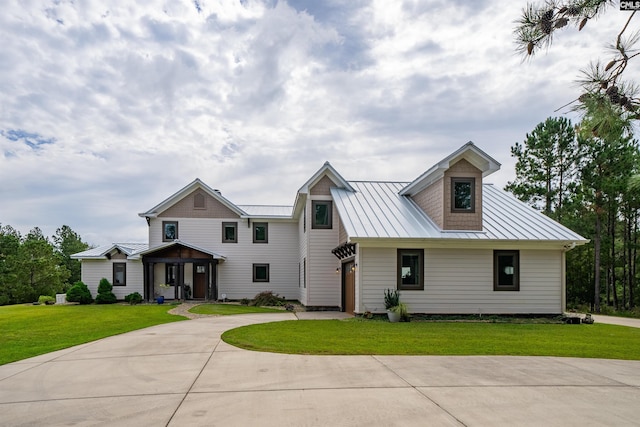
1, 313, 639, 426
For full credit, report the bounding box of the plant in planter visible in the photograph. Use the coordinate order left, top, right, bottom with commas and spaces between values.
391, 302, 410, 322
384, 289, 401, 322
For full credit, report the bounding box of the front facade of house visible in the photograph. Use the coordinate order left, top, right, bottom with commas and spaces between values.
72, 142, 587, 314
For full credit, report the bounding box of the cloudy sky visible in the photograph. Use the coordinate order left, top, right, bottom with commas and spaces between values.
0, 0, 631, 246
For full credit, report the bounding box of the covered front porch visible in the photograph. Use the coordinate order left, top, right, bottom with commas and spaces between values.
135, 240, 226, 302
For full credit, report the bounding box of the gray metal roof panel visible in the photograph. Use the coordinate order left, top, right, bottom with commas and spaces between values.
236, 205, 293, 217
333, 181, 587, 243
71, 243, 149, 259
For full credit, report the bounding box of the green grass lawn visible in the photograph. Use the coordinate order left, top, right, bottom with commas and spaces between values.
189, 304, 285, 315
222, 319, 640, 360
0, 304, 186, 365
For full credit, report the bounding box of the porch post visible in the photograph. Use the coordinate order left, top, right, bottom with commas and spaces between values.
148, 262, 155, 302
142, 260, 148, 301
177, 262, 184, 301
212, 259, 218, 301
174, 263, 179, 300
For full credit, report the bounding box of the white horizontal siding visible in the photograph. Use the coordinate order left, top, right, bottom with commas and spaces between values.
146, 217, 300, 300
298, 212, 308, 305
79, 259, 143, 300
217, 220, 299, 300
306, 198, 341, 307
359, 247, 563, 314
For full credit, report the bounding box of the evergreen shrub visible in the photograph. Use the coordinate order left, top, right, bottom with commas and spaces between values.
124, 292, 143, 305
95, 278, 117, 304
66, 281, 93, 304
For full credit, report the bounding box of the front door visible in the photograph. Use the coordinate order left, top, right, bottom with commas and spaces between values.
193, 264, 207, 299
343, 261, 355, 314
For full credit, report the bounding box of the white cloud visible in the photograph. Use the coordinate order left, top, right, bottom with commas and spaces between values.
0, 0, 632, 245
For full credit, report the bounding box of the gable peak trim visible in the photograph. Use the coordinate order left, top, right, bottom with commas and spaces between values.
399, 142, 501, 196
138, 178, 246, 218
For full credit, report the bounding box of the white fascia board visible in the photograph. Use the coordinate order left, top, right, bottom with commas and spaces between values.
350, 237, 588, 250
291, 192, 307, 219
240, 215, 296, 222
297, 161, 355, 194
399, 142, 501, 196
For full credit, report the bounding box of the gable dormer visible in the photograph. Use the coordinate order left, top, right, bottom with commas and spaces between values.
399, 142, 500, 231
293, 161, 354, 219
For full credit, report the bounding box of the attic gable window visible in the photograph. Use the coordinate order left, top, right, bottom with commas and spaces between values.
162, 221, 178, 242
194, 193, 205, 209
452, 177, 475, 212
312, 200, 332, 229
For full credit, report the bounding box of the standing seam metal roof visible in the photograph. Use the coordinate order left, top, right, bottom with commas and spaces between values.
331, 181, 587, 242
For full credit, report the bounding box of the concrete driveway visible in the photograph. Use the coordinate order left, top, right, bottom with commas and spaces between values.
1, 312, 639, 426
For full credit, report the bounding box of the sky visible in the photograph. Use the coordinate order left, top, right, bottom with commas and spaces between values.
0, 0, 633, 246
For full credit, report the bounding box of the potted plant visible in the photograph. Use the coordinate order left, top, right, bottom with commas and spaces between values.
384, 289, 401, 322
156, 283, 171, 304
391, 302, 409, 322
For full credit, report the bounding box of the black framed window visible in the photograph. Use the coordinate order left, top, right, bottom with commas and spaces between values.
451, 178, 475, 212
113, 263, 126, 286
253, 222, 268, 243
162, 221, 178, 242
312, 200, 332, 229
253, 264, 270, 282
494, 250, 520, 291
222, 222, 237, 243
166, 264, 177, 285
397, 249, 424, 290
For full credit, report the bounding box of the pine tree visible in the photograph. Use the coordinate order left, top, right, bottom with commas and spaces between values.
506, 116, 580, 221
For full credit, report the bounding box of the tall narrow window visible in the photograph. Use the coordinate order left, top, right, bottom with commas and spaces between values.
222, 222, 238, 243
253, 264, 270, 282
253, 222, 268, 243
166, 264, 177, 285
397, 249, 424, 290
312, 200, 332, 229
451, 178, 475, 212
113, 263, 126, 286
162, 221, 178, 242
494, 250, 520, 291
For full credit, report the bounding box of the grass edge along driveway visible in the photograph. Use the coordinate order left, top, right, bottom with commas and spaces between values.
0, 304, 186, 365
222, 319, 640, 360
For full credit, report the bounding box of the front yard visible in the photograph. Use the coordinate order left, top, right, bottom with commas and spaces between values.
3, 303, 640, 365
222, 319, 640, 360
0, 304, 186, 365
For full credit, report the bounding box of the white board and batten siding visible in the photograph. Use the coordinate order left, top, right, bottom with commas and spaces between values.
359, 247, 563, 314
80, 259, 144, 300
149, 217, 300, 300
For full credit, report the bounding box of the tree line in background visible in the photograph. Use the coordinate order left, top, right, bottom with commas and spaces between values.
0, 225, 89, 305
506, 114, 639, 313
511, 1, 639, 314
